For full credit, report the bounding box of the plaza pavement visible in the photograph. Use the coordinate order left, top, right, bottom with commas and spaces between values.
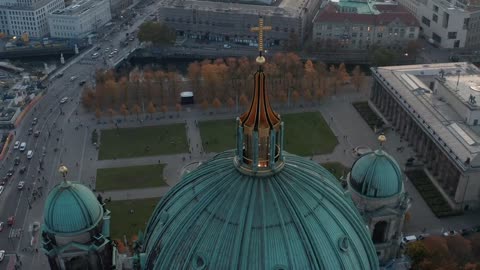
76, 78, 479, 238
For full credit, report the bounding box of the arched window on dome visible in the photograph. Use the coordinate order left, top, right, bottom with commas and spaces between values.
372, 220, 388, 244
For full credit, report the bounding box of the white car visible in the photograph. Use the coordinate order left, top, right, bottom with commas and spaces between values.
104, 48, 110, 53
13, 141, 20, 149
27, 150, 33, 159
0, 250, 4, 261
401, 235, 417, 245
0, 186, 4, 195
92, 52, 100, 59
17, 181, 24, 190
19, 142, 26, 152
70, 76, 77, 81
113, 49, 118, 54
60, 97, 68, 104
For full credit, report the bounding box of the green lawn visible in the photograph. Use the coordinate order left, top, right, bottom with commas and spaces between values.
199, 119, 236, 153
107, 198, 159, 240
96, 164, 167, 191
98, 124, 188, 160
199, 112, 338, 156
321, 162, 349, 179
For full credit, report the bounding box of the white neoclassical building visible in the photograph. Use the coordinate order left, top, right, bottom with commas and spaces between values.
371, 62, 480, 211
47, 0, 111, 39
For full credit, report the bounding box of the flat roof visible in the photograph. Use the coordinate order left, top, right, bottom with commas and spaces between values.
160, 0, 312, 18
373, 62, 480, 169
51, 0, 105, 16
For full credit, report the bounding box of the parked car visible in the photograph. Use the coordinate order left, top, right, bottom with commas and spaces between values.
0, 222, 4, 232
417, 233, 430, 240
60, 97, 68, 104
32, 117, 38, 125
14, 156, 20, 165
19, 166, 26, 174
13, 141, 20, 149
7, 167, 14, 176
70, 76, 77, 81
443, 230, 458, 237
17, 181, 24, 190
34, 131, 40, 137
0, 186, 4, 195
27, 150, 33, 159
104, 48, 110, 53
19, 142, 26, 151
223, 44, 232, 49
401, 235, 417, 245
79, 80, 86, 86
7, 216, 14, 226
55, 72, 64, 78
92, 52, 100, 59
28, 128, 33, 135
0, 250, 4, 261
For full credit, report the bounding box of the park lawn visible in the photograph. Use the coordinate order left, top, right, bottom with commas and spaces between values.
321, 162, 349, 179
96, 164, 167, 191
199, 119, 236, 153
107, 198, 159, 241
199, 112, 337, 156
98, 124, 188, 160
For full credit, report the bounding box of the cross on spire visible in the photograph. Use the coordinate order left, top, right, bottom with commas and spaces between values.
250, 17, 271, 54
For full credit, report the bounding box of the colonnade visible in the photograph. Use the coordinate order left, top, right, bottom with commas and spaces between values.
370, 81, 460, 198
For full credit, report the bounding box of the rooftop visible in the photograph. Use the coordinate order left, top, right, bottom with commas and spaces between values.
159, 0, 313, 18
373, 62, 480, 170
314, 0, 418, 26
51, 0, 105, 16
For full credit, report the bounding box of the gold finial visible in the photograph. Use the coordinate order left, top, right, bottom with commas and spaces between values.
250, 16, 271, 64
58, 164, 68, 181
378, 134, 386, 147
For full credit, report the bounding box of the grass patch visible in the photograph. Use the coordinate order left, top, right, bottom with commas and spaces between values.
406, 170, 462, 218
199, 112, 338, 156
96, 164, 167, 191
321, 162, 349, 179
107, 198, 159, 240
98, 124, 188, 160
352, 102, 385, 132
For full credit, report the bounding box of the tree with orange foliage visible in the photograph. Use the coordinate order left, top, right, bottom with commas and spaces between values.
226, 97, 235, 111
291, 90, 300, 106
200, 99, 209, 111
81, 86, 95, 110
303, 60, 317, 94
337, 63, 350, 85
187, 61, 202, 100
212, 98, 222, 112
160, 105, 168, 117
351, 65, 366, 93
146, 101, 156, 118
120, 104, 129, 120
132, 104, 141, 120
108, 108, 115, 122
95, 107, 102, 119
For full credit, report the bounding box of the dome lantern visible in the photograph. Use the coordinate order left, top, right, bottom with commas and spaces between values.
235, 17, 284, 175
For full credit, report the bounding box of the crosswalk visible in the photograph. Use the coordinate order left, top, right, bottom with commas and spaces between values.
8, 228, 23, 239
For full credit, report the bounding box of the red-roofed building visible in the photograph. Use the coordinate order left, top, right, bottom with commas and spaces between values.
312, 0, 420, 50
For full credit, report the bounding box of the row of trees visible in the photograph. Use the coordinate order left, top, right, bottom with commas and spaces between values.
406, 234, 480, 270
82, 53, 366, 118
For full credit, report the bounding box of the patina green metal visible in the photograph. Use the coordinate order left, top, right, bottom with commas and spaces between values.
350, 149, 403, 198
141, 150, 379, 270
43, 181, 103, 235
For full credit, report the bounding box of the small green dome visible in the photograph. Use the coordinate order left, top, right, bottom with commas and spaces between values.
350, 149, 403, 198
43, 181, 103, 235
142, 151, 379, 270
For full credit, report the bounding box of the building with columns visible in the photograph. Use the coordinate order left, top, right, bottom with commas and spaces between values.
370, 62, 480, 211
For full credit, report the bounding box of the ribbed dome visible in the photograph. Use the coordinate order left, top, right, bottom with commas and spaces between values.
350, 149, 403, 198
43, 181, 103, 235
142, 151, 379, 270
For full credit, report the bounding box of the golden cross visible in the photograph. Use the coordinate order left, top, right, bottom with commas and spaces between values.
250, 17, 271, 52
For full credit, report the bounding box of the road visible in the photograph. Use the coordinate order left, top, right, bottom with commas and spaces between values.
0, 0, 162, 268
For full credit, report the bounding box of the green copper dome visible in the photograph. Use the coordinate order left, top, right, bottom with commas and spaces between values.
142, 150, 379, 270
43, 181, 103, 235
350, 149, 403, 198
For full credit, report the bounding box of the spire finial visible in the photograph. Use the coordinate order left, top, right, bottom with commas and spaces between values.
58, 164, 68, 182
250, 16, 271, 65
378, 134, 386, 148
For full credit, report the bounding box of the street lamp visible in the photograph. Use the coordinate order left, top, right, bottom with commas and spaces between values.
58, 165, 68, 182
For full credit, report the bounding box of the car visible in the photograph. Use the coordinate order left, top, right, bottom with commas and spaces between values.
79, 80, 86, 86
7, 168, 14, 177
129, 36, 135, 41
14, 156, 20, 165
7, 216, 14, 226
55, 72, 64, 78
95, 46, 101, 51
0, 222, 4, 232
223, 44, 232, 49
27, 150, 33, 159
17, 181, 24, 190
92, 52, 100, 59
0, 250, 4, 261
0, 176, 6, 186
104, 48, 110, 52
401, 235, 417, 245
13, 141, 20, 149
19, 142, 26, 152
113, 49, 119, 54
443, 230, 458, 237
0, 186, 4, 195
60, 97, 68, 104
70, 76, 77, 81
28, 128, 33, 135
32, 117, 38, 125
417, 233, 430, 240
34, 130, 40, 137
108, 53, 114, 58
19, 166, 26, 174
